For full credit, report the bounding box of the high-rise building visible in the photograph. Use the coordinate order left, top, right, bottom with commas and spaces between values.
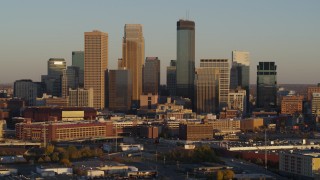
281, 95, 303, 115
72, 51, 84, 87
68, 88, 93, 107
84, 30, 108, 109
176, 20, 195, 101
200, 59, 230, 109
121, 24, 145, 107
43, 58, 66, 97
66, 66, 80, 90
307, 85, 320, 102
108, 69, 132, 112
167, 60, 177, 96
14, 79, 38, 106
311, 93, 320, 116
143, 57, 160, 95
228, 88, 247, 115
256, 62, 277, 109
195, 67, 220, 114
230, 51, 250, 113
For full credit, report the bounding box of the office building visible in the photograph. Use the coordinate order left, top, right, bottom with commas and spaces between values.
14, 79, 38, 106
200, 59, 230, 109
108, 69, 132, 112
72, 51, 84, 87
84, 30, 108, 109
143, 57, 160, 94
307, 85, 320, 101
256, 62, 277, 109
176, 19, 195, 101
46, 58, 66, 97
140, 93, 158, 109
279, 151, 320, 178
195, 67, 220, 114
240, 118, 264, 132
121, 24, 145, 107
15, 120, 113, 142
281, 95, 303, 115
228, 88, 247, 114
66, 66, 80, 90
69, 88, 93, 107
179, 123, 213, 140
167, 60, 177, 96
311, 93, 320, 116
230, 51, 250, 113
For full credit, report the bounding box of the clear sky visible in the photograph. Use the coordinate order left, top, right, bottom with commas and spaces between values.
1, 0, 319, 84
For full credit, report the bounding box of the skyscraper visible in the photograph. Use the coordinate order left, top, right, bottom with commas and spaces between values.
230, 51, 250, 113
66, 66, 80, 90
195, 67, 220, 114
200, 59, 230, 109
256, 62, 277, 109
109, 69, 132, 112
72, 51, 84, 87
42, 58, 66, 97
143, 57, 160, 95
176, 19, 195, 101
121, 24, 145, 107
14, 79, 38, 106
167, 60, 177, 96
84, 30, 108, 109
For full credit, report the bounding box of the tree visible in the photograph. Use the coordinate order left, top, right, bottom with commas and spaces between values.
44, 156, 51, 162
216, 170, 224, 180
60, 158, 72, 167
45, 144, 55, 156
223, 170, 235, 180
51, 152, 60, 162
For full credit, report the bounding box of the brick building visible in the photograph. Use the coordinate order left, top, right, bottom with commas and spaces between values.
179, 123, 213, 140
281, 95, 303, 115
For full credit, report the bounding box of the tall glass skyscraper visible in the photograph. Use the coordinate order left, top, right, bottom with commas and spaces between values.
121, 24, 145, 107
167, 60, 177, 96
143, 57, 160, 95
230, 51, 250, 113
256, 62, 277, 109
72, 51, 84, 87
176, 19, 195, 101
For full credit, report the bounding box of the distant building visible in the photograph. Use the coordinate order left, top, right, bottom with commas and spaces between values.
279, 151, 320, 178
281, 95, 303, 115
140, 126, 158, 139
256, 62, 277, 109
200, 59, 230, 109
195, 67, 219, 114
140, 93, 158, 110
219, 109, 239, 119
44, 58, 66, 97
227, 88, 246, 115
311, 93, 320, 116
16, 120, 113, 142
14, 79, 38, 106
167, 60, 177, 96
209, 119, 240, 133
143, 57, 160, 94
230, 51, 250, 113
108, 69, 132, 112
0, 120, 6, 139
240, 118, 264, 132
179, 123, 213, 140
121, 24, 145, 107
68, 88, 93, 107
23, 107, 97, 122
72, 51, 84, 87
307, 85, 320, 101
176, 19, 195, 101
66, 66, 80, 90
84, 30, 108, 109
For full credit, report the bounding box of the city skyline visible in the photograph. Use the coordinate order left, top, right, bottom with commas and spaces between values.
0, 0, 320, 84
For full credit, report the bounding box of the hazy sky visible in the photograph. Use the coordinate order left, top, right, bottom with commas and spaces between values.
1, 0, 319, 84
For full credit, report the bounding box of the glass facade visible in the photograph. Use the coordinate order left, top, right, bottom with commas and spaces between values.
256, 61, 277, 109
176, 20, 195, 101
72, 51, 84, 87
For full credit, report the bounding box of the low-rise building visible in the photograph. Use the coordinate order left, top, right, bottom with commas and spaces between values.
179, 123, 213, 140
240, 118, 264, 132
279, 151, 320, 178
281, 95, 303, 115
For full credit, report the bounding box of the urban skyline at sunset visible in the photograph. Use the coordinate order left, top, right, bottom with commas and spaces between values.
1, 0, 320, 84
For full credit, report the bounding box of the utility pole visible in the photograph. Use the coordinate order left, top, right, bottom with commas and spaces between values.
115, 124, 118, 152
265, 128, 267, 171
